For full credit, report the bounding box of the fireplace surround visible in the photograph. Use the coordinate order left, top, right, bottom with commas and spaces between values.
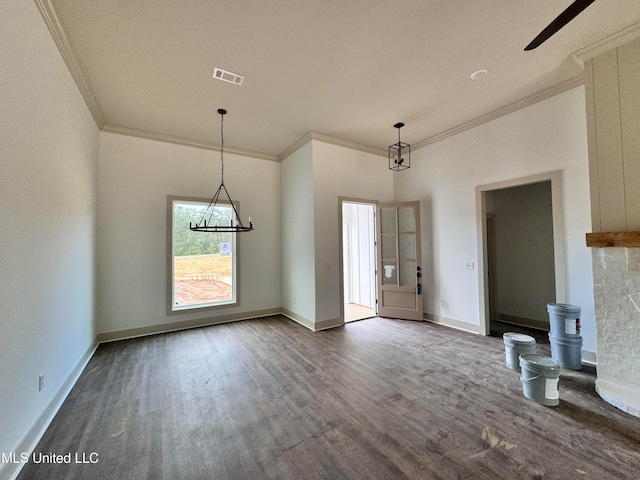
587, 232, 640, 417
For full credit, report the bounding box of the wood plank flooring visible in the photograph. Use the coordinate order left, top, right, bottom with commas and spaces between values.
17, 316, 640, 479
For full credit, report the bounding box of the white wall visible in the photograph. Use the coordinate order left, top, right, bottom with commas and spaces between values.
0, 1, 99, 476
97, 132, 281, 336
280, 140, 394, 329
312, 141, 394, 325
393, 87, 596, 353
280, 142, 316, 324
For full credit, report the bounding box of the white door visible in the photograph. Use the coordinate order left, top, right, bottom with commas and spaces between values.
376, 201, 423, 320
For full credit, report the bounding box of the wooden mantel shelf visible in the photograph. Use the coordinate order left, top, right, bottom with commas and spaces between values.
586, 231, 640, 247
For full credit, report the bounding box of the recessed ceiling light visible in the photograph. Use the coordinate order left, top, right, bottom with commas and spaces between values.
470, 69, 489, 80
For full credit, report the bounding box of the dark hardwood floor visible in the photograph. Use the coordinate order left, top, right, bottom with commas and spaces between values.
18, 316, 640, 479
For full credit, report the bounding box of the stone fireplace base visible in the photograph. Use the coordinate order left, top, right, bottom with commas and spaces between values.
591, 246, 640, 417
595, 379, 640, 417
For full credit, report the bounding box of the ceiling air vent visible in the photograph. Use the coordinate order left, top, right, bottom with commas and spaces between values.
213, 67, 244, 86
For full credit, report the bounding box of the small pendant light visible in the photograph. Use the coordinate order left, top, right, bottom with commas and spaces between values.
388, 122, 410, 171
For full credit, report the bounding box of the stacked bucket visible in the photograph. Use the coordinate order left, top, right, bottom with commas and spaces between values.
503, 333, 536, 371
503, 332, 560, 406
547, 303, 583, 370
502, 303, 583, 407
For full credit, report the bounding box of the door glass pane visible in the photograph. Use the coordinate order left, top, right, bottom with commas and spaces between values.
381, 208, 397, 234
382, 260, 397, 285
398, 234, 415, 260
398, 207, 415, 233
381, 235, 396, 259
399, 260, 416, 286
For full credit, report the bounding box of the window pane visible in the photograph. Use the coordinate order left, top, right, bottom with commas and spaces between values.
382, 260, 398, 285
380, 208, 397, 234
381, 235, 397, 259
398, 207, 415, 233
171, 199, 236, 311
398, 234, 415, 260
399, 260, 416, 286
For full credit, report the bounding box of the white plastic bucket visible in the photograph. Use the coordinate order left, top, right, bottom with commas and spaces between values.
519, 354, 560, 406
503, 333, 536, 372
549, 332, 583, 370
547, 303, 581, 337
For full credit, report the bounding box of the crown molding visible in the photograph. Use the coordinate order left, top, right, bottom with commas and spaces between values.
310, 132, 387, 157
572, 22, 640, 65
412, 76, 584, 152
106, 73, 582, 164
278, 133, 313, 161
279, 132, 387, 161
101, 124, 280, 162
35, 0, 104, 127
281, 74, 583, 159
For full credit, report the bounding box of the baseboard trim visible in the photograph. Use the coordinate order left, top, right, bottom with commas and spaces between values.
582, 350, 597, 366
314, 317, 342, 331
0, 343, 97, 480
498, 313, 549, 331
424, 313, 483, 335
280, 308, 315, 331
280, 309, 343, 332
96, 308, 281, 343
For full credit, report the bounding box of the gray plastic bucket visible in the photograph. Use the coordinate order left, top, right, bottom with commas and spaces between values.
503, 333, 536, 372
547, 303, 581, 337
549, 332, 583, 370
519, 354, 560, 406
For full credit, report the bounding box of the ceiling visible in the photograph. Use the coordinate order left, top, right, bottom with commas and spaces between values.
42, 0, 640, 159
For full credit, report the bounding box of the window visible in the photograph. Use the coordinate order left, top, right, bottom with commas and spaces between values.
168, 196, 237, 312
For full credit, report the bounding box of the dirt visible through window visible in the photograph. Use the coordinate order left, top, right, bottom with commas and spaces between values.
174, 255, 233, 306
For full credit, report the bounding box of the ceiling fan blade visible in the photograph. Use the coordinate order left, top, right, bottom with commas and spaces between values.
524, 0, 597, 51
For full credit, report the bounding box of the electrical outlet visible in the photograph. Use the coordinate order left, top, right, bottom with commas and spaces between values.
38, 374, 44, 392
466, 262, 475, 270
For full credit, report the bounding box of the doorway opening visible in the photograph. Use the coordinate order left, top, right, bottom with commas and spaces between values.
340, 200, 376, 323
477, 171, 566, 338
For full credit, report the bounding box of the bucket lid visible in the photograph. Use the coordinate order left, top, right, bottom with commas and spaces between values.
519, 353, 559, 370
503, 332, 536, 345
547, 303, 581, 314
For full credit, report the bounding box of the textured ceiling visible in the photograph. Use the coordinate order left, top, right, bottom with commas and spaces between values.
43, 0, 640, 158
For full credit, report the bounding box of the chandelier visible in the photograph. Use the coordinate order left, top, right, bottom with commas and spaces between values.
190, 109, 254, 232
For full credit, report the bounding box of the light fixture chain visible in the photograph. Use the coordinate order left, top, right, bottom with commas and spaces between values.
220, 110, 224, 185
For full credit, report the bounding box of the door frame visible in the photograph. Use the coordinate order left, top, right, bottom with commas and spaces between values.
476, 170, 566, 335
486, 213, 498, 323
338, 197, 378, 325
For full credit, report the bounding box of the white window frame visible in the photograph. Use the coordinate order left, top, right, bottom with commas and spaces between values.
167, 195, 238, 314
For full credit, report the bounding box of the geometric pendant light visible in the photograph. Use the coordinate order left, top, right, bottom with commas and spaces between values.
388, 122, 410, 171
189, 108, 254, 232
